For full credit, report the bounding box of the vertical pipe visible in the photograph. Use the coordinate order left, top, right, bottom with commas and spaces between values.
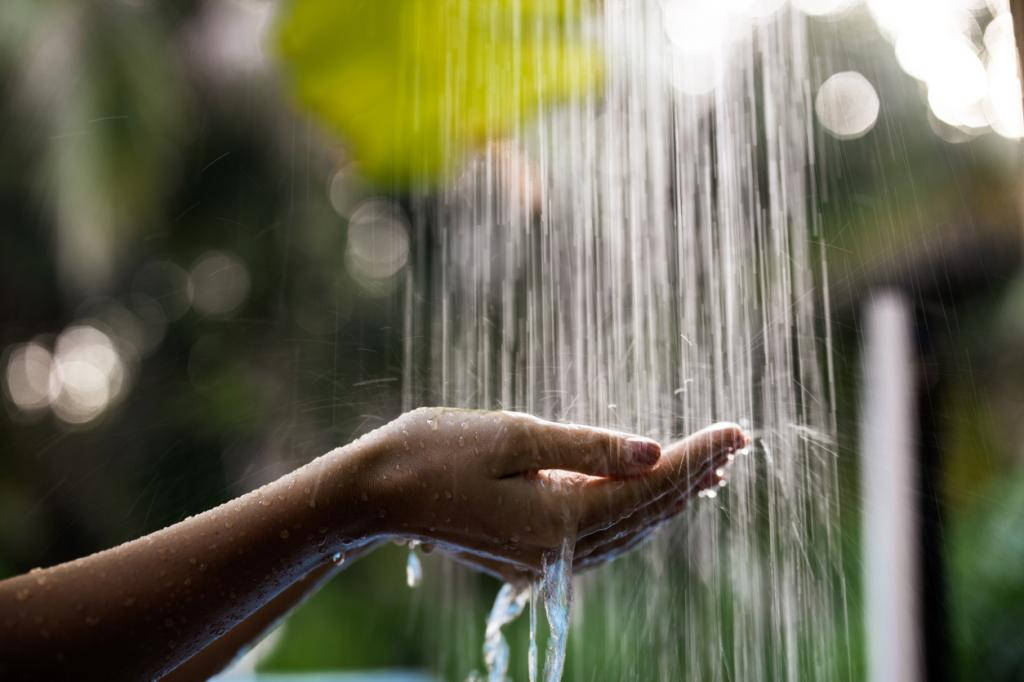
860, 292, 922, 682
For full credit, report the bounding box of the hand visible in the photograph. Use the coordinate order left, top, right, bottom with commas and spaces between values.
368, 408, 748, 583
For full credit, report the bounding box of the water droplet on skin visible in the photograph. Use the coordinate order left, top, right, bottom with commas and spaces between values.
444, 490, 453, 500
427, 417, 438, 430
331, 552, 345, 564
15, 589, 30, 601
715, 467, 726, 477
280, 530, 290, 539
360, 492, 369, 502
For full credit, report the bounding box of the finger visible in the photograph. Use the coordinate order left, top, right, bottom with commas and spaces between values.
575, 454, 728, 556
498, 412, 661, 478
574, 422, 747, 534
574, 489, 687, 565
574, 466, 727, 571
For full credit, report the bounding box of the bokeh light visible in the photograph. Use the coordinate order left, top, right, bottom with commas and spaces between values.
127, 293, 169, 356
133, 260, 193, 321
662, 0, 734, 56
190, 250, 252, 317
926, 41, 988, 128
49, 325, 127, 425
984, 14, 1024, 138
327, 164, 367, 219
815, 71, 881, 139
866, 0, 1024, 142
344, 200, 410, 295
3, 342, 54, 414
189, 0, 274, 75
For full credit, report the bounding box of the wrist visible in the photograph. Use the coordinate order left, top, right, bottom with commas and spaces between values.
318, 422, 403, 542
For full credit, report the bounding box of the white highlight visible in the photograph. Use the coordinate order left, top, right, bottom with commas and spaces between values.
50, 325, 126, 424
190, 251, 251, 317
4, 343, 54, 413
815, 71, 880, 139
345, 200, 410, 294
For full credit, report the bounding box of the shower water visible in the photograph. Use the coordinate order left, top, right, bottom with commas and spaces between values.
401, 1, 846, 680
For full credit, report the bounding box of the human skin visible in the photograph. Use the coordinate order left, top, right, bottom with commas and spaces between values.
0, 407, 747, 680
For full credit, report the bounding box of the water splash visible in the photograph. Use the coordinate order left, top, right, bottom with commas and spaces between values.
406, 546, 423, 589
483, 582, 530, 681
540, 541, 574, 682
528, 583, 539, 682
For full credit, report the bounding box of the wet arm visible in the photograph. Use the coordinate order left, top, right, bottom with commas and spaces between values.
0, 432, 393, 681
160, 542, 379, 681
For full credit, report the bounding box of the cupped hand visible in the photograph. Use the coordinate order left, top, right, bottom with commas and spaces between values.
370, 408, 748, 582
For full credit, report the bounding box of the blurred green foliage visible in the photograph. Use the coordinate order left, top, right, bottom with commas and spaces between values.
277, 0, 601, 185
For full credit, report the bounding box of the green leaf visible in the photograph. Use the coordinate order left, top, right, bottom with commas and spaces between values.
276, 0, 601, 186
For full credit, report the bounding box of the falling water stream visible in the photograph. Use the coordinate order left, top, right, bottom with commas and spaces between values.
402, 0, 845, 680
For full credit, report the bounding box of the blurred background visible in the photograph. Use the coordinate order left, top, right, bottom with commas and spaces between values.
1, 0, 1022, 680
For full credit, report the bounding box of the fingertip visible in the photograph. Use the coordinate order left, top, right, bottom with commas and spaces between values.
703, 421, 749, 448
626, 437, 661, 467
665, 421, 749, 471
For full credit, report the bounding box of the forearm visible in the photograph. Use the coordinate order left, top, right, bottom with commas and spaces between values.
161, 541, 379, 681
0, 434, 391, 681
